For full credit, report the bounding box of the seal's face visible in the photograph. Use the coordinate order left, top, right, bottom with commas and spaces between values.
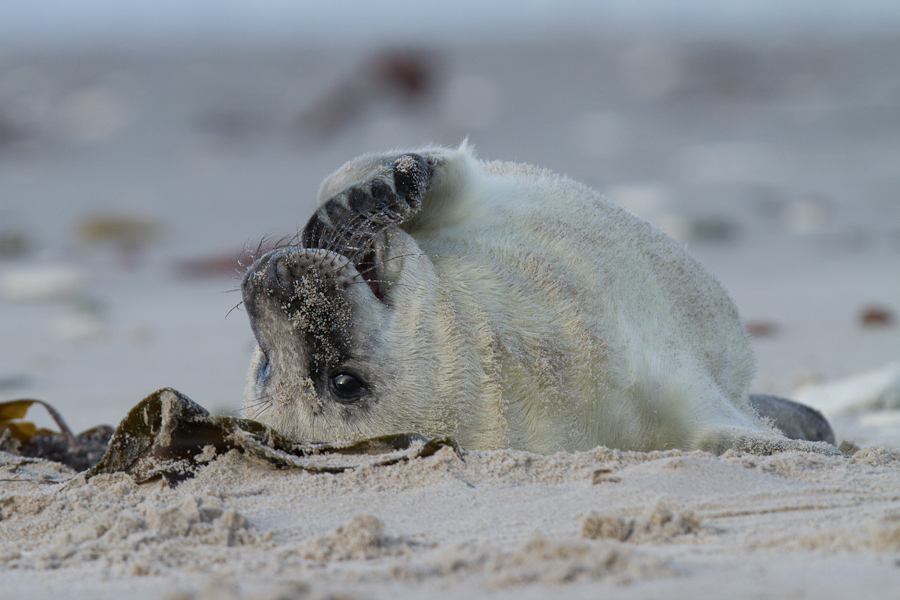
241, 152, 438, 441
241, 245, 393, 440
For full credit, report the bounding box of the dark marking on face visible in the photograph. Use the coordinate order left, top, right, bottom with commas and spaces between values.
242, 152, 439, 421
242, 245, 377, 411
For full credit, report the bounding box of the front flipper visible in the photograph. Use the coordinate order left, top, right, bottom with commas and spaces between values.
749, 393, 836, 444
301, 153, 435, 255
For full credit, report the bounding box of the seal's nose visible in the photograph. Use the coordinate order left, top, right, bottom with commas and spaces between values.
240, 247, 298, 320
242, 247, 305, 299
273, 251, 296, 289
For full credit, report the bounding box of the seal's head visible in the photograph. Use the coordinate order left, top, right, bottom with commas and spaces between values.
243, 247, 375, 437
240, 151, 447, 442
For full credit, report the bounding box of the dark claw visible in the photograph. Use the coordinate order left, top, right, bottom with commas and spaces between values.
325, 198, 352, 224
349, 187, 378, 215
392, 153, 430, 210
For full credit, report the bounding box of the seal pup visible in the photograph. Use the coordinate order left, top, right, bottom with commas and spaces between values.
241, 143, 836, 455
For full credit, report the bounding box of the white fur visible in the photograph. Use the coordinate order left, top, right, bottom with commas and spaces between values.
245, 143, 836, 455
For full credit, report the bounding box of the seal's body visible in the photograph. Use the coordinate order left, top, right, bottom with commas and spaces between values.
242, 144, 835, 454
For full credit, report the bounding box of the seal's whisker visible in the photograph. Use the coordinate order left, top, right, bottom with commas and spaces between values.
243, 398, 273, 421
304, 225, 322, 250
345, 280, 410, 290
371, 252, 428, 265
286, 229, 304, 247
331, 243, 365, 253
225, 300, 244, 319
330, 218, 374, 255
230, 395, 273, 418
242, 399, 269, 413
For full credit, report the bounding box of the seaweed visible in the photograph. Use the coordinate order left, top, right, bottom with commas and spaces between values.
84, 388, 461, 485
0, 398, 113, 471
2, 388, 460, 484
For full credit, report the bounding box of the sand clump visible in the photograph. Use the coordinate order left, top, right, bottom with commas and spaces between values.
490, 535, 671, 586
580, 502, 702, 543
388, 535, 672, 587
848, 445, 900, 467
871, 509, 900, 551
296, 514, 415, 562
0, 458, 263, 576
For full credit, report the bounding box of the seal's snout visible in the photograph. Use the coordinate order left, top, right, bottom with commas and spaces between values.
242, 247, 375, 317
241, 248, 295, 310
267, 249, 330, 298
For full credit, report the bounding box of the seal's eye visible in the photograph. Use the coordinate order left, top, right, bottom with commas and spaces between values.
257, 352, 270, 383
330, 372, 366, 401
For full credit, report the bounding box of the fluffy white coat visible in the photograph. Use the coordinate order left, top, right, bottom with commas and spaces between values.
244, 143, 830, 455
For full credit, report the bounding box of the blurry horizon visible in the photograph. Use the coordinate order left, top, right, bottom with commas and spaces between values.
1, 0, 898, 438
2, 0, 900, 52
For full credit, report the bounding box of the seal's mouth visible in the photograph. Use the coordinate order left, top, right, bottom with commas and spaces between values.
355, 250, 382, 300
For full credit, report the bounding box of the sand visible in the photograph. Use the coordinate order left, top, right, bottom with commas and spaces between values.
2, 442, 900, 599
2, 32, 900, 599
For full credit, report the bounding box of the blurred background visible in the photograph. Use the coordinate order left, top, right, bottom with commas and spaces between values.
1, 1, 899, 443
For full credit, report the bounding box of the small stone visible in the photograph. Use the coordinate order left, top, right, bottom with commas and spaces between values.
744, 320, 779, 338
860, 305, 894, 327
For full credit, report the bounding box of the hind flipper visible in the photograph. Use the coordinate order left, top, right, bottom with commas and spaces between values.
749, 393, 836, 445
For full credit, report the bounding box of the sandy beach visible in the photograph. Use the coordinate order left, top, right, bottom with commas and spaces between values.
3, 438, 900, 599
2, 31, 900, 598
